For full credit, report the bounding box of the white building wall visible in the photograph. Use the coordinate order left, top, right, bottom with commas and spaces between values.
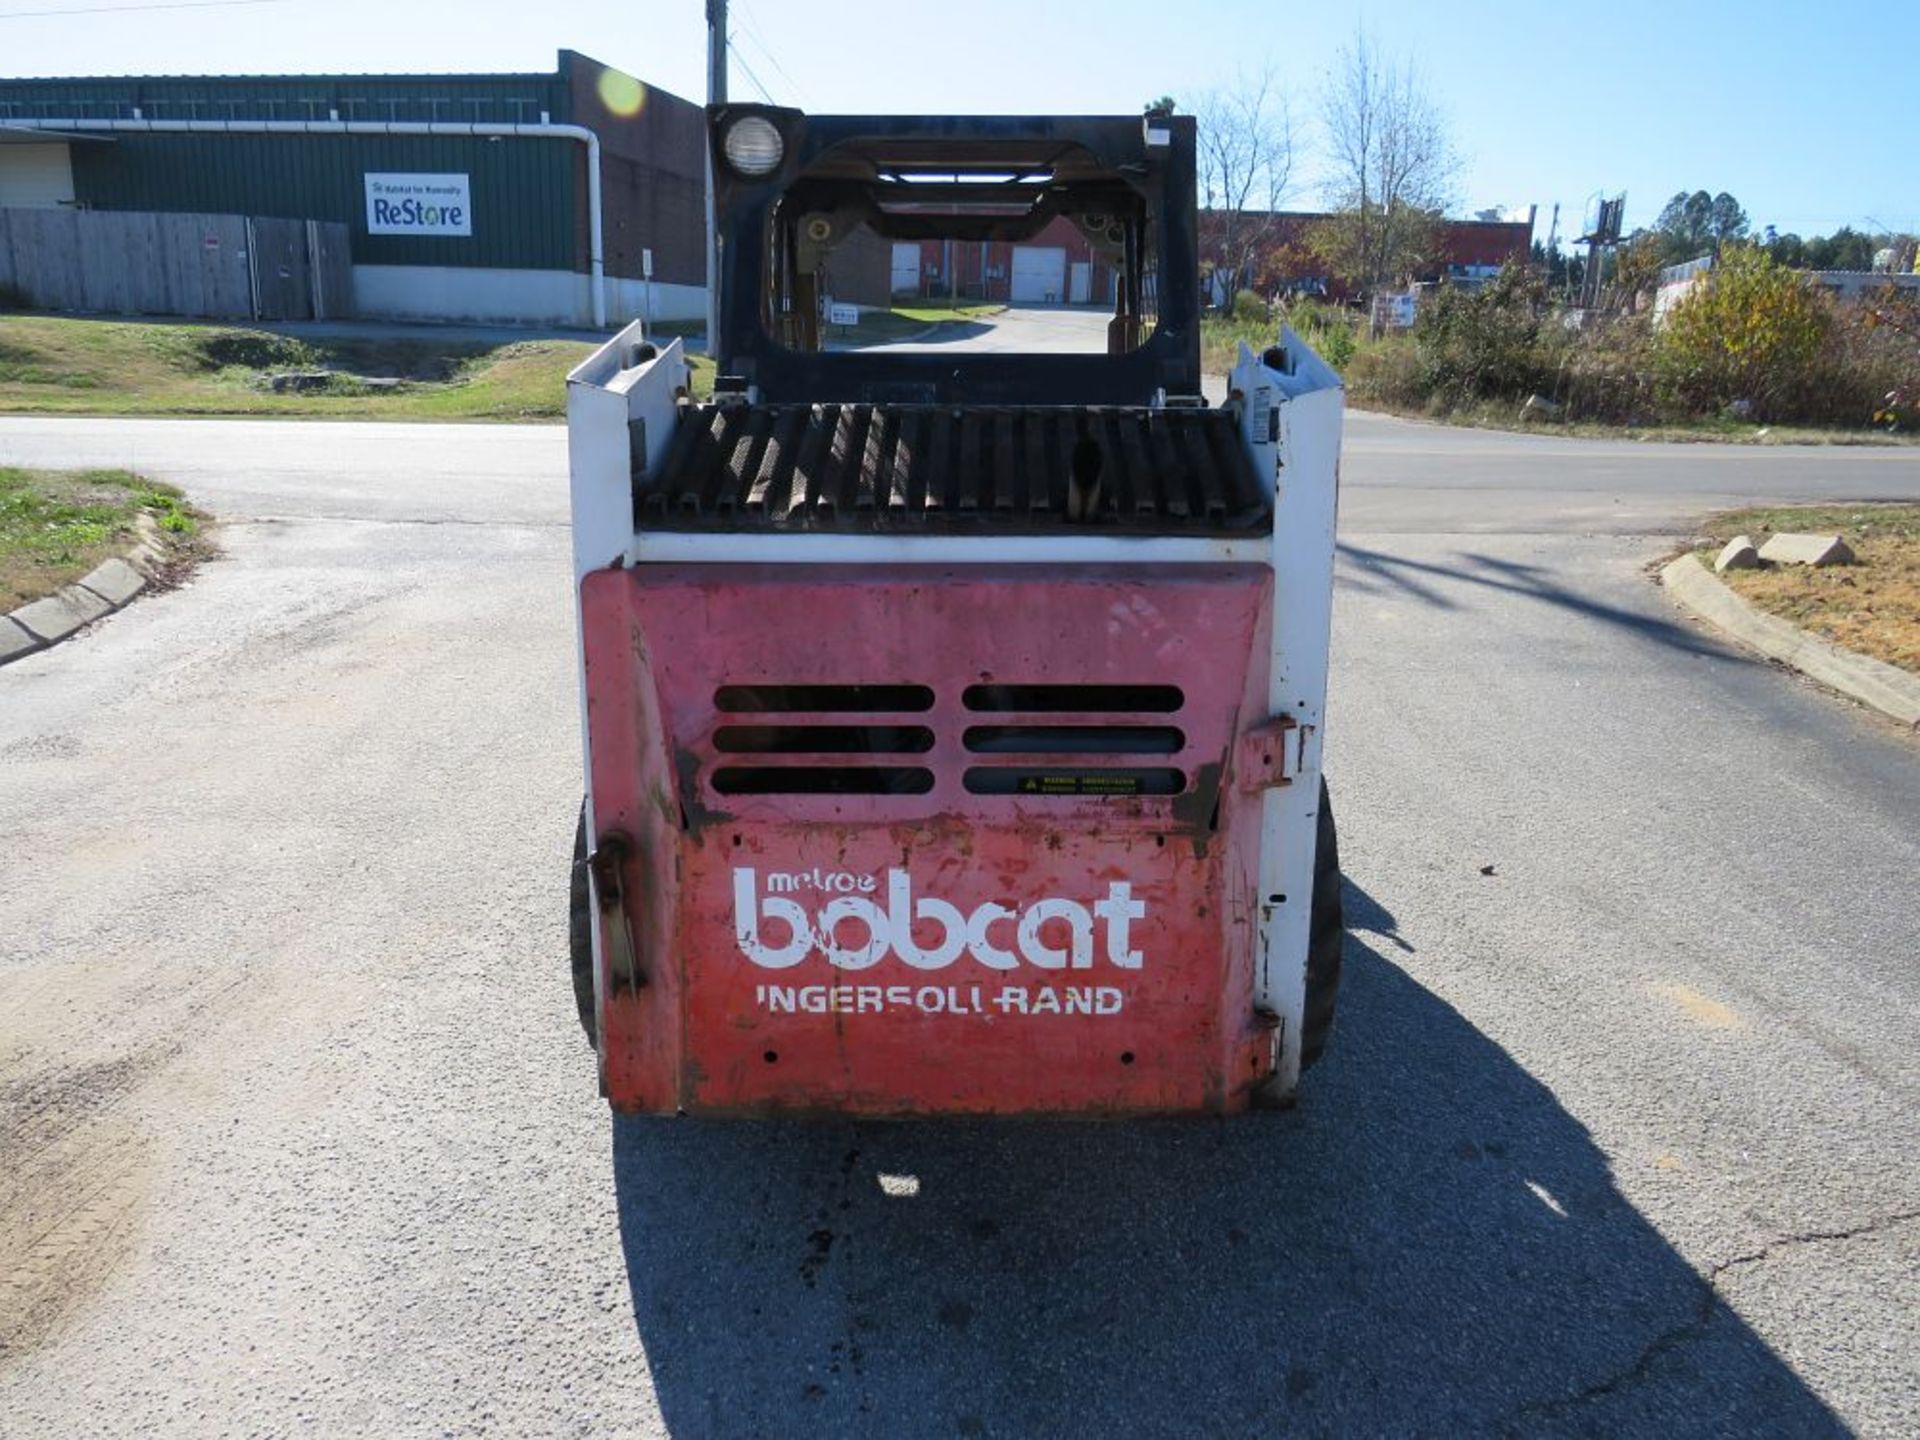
605, 274, 707, 325
352, 263, 705, 330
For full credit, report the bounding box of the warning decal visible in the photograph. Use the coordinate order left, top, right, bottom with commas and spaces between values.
1018, 773, 1145, 796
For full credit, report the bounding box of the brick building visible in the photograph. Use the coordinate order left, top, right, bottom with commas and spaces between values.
1198, 210, 1536, 302
828, 213, 1118, 308
829, 207, 1534, 310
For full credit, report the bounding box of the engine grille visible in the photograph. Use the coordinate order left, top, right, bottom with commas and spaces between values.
641, 404, 1270, 534
706, 682, 1191, 799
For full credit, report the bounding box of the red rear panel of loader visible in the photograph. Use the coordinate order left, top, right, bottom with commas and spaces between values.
581, 562, 1275, 1115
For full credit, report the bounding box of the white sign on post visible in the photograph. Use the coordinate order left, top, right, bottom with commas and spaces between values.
827, 302, 859, 326
365, 173, 472, 237
642, 247, 654, 279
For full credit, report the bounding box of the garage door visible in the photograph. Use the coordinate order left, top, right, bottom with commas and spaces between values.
0, 143, 76, 209
890, 243, 921, 297
1010, 246, 1066, 304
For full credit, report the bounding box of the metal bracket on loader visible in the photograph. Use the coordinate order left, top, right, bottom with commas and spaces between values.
588, 832, 644, 992
1236, 716, 1309, 792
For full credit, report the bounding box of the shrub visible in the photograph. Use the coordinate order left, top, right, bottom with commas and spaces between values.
1413, 264, 1554, 407
1822, 288, 1920, 429
195, 329, 314, 371
1654, 246, 1831, 421
1345, 334, 1424, 410
1231, 288, 1268, 322
1550, 313, 1661, 424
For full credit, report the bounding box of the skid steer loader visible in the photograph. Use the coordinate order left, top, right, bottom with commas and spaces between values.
565, 106, 1345, 1115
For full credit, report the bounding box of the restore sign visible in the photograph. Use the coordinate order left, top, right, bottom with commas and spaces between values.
365, 173, 471, 237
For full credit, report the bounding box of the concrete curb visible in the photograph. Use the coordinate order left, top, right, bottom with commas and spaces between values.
1, 513, 169, 668
1661, 553, 1920, 728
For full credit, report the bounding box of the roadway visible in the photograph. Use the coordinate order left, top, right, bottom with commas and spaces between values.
1, 321, 1918, 1437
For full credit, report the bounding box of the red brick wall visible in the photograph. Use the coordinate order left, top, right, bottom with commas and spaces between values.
565, 51, 707, 286
1197, 210, 1534, 298
1438, 221, 1534, 270
893, 216, 1114, 304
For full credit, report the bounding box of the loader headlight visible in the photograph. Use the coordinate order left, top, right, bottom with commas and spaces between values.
722, 115, 785, 176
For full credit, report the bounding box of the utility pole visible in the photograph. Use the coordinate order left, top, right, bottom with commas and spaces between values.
1544, 202, 1560, 293
705, 0, 727, 359
708, 0, 728, 104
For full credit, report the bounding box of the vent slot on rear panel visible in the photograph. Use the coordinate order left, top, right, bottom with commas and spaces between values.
963, 684, 1184, 713
964, 725, 1183, 755
713, 767, 935, 796
710, 685, 937, 797
716, 684, 936, 713
959, 684, 1188, 797
716, 725, 934, 754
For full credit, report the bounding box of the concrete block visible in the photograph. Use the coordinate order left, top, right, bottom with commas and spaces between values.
1758, 532, 1855, 567
0, 615, 43, 664
60, 583, 111, 624
128, 539, 172, 577
78, 556, 149, 608
128, 514, 173, 577
12, 585, 110, 644
1714, 535, 1761, 573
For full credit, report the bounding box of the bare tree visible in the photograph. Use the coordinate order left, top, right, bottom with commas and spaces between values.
1194, 66, 1296, 308
1312, 30, 1458, 297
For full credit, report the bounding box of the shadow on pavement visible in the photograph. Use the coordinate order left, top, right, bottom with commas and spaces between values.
611, 880, 1840, 1438
1337, 542, 1731, 660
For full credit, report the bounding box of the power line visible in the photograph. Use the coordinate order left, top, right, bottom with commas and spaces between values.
728, 32, 774, 104
729, 30, 782, 102
734, 2, 808, 104
0, 0, 291, 18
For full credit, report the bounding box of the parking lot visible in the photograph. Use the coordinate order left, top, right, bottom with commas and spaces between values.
2, 399, 1918, 1436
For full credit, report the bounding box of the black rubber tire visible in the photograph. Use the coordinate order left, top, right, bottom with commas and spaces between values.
1300, 776, 1344, 1072
570, 806, 597, 1048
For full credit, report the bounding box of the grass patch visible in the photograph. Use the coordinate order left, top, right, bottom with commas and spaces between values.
0, 315, 714, 422
890, 302, 1003, 324
0, 467, 200, 610
830, 303, 1005, 346
1695, 504, 1920, 673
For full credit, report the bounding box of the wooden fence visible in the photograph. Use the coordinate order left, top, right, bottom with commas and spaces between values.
0, 208, 353, 321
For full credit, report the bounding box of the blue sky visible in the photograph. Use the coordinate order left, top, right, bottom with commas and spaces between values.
4, 0, 1915, 240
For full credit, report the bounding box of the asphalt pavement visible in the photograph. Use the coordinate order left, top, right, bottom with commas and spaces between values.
1, 325, 1918, 1437
853, 303, 1118, 356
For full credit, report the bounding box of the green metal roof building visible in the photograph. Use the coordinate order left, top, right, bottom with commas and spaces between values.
0, 50, 707, 326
